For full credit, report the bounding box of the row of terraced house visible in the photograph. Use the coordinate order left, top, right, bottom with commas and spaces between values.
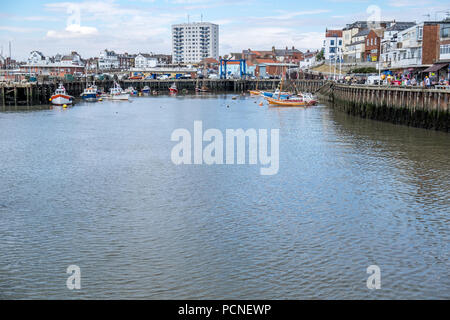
324, 18, 450, 81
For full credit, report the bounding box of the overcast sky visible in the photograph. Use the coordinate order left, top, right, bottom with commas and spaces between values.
1, 0, 449, 60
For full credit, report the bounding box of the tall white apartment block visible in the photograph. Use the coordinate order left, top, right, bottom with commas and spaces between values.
172, 22, 219, 64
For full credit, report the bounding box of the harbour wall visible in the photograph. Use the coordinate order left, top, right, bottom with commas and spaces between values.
316, 83, 450, 132
0, 79, 324, 106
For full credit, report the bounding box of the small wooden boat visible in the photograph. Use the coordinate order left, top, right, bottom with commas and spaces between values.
266, 97, 308, 106
249, 90, 260, 95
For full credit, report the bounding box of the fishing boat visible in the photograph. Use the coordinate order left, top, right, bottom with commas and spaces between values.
125, 86, 138, 96
299, 92, 318, 106
50, 83, 73, 105
108, 82, 130, 101
80, 84, 98, 102
169, 83, 178, 94
265, 69, 314, 107
142, 86, 150, 95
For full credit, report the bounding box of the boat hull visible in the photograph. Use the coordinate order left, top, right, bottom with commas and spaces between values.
51, 95, 72, 105
261, 91, 290, 99
266, 97, 308, 107
108, 93, 130, 101
249, 90, 260, 95
81, 93, 98, 102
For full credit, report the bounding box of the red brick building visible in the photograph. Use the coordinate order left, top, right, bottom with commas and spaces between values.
422, 23, 440, 65
364, 29, 383, 62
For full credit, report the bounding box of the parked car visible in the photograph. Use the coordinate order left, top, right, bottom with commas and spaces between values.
208, 74, 218, 79
158, 75, 169, 80
366, 75, 381, 85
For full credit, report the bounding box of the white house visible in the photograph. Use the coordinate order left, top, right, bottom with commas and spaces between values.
323, 29, 343, 62
134, 54, 157, 69
299, 51, 317, 69
99, 49, 119, 70
381, 23, 423, 69
28, 51, 46, 64
440, 21, 450, 61
60, 51, 83, 66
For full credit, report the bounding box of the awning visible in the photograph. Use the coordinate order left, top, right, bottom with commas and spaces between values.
423, 63, 448, 73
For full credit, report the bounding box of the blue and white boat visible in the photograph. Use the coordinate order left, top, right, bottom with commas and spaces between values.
261, 90, 291, 99
141, 86, 150, 94
81, 84, 98, 102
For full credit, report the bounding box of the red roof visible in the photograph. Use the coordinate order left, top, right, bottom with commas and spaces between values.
200, 58, 218, 64
326, 30, 343, 37
255, 58, 277, 64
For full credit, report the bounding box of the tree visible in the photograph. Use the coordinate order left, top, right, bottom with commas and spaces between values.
316, 49, 325, 61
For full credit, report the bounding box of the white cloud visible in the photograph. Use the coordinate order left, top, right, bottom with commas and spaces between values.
46, 24, 99, 39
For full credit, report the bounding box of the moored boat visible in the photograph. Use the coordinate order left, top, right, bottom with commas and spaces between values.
266, 97, 308, 107
125, 86, 138, 96
298, 92, 318, 106
50, 83, 73, 105
108, 82, 130, 101
169, 83, 178, 94
142, 86, 150, 95
249, 90, 260, 95
81, 84, 98, 102
261, 90, 290, 99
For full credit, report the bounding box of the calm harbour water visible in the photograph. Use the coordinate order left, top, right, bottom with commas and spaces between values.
0, 94, 449, 299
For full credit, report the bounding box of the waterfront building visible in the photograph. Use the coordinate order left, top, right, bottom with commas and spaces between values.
22, 50, 85, 76
323, 29, 343, 63
134, 54, 157, 69
299, 50, 318, 69
364, 29, 384, 62
380, 20, 450, 82
150, 54, 172, 65
342, 21, 368, 63
439, 20, 450, 61
28, 51, 47, 64
273, 46, 304, 63
60, 51, 83, 66
99, 49, 119, 70
172, 22, 219, 64
344, 29, 369, 63
118, 53, 136, 70
20, 61, 84, 77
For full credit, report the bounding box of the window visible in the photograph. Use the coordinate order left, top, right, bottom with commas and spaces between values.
339, 40, 342, 46
374, 38, 377, 45
330, 40, 335, 46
